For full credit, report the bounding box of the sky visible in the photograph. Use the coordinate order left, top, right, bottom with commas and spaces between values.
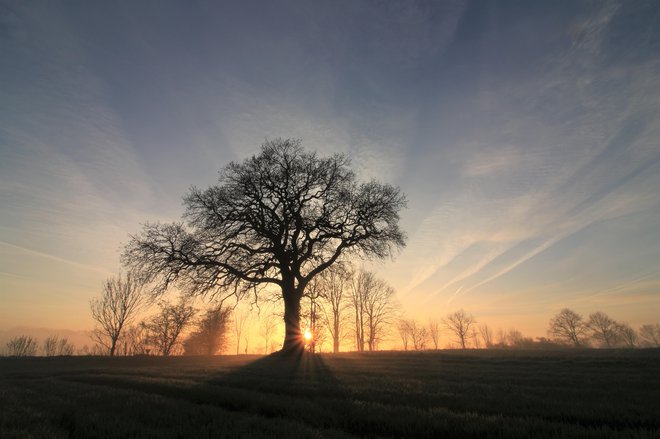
1, 0, 659, 339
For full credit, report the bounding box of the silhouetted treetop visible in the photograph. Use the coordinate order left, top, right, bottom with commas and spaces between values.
123, 138, 406, 352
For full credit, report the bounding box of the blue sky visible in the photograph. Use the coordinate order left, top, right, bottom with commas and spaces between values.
1, 1, 659, 335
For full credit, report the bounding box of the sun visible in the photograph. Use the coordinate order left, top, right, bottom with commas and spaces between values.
303, 328, 313, 342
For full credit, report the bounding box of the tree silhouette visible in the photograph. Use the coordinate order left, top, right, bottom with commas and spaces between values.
183, 305, 232, 355
145, 299, 196, 356
6, 335, 38, 356
617, 323, 637, 348
233, 310, 249, 355
428, 319, 441, 350
548, 308, 588, 347
350, 270, 397, 351
443, 309, 475, 349
259, 310, 280, 354
639, 323, 660, 347
409, 320, 429, 351
90, 272, 145, 356
43, 336, 58, 356
479, 324, 494, 348
319, 265, 351, 353
123, 139, 406, 353
587, 311, 619, 348
43, 336, 75, 356
397, 319, 413, 351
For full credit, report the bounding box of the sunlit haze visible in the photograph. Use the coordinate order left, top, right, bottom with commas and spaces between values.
1, 1, 659, 346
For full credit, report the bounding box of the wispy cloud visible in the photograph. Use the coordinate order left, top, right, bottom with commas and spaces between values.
0, 241, 112, 276
1, 1, 659, 332
388, 1, 660, 315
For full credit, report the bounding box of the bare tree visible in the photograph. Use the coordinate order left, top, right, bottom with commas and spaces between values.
123, 139, 406, 353
6, 336, 39, 356
506, 329, 531, 348
587, 311, 619, 348
233, 310, 249, 355
90, 272, 145, 356
59, 338, 75, 355
639, 323, 660, 347
350, 271, 396, 351
397, 319, 412, 351
547, 308, 588, 347
471, 329, 481, 349
319, 265, 351, 353
43, 336, 75, 356
43, 336, 58, 356
145, 299, 196, 356
260, 311, 280, 354
496, 328, 507, 347
443, 309, 475, 349
183, 305, 232, 355
428, 319, 441, 350
617, 323, 637, 348
122, 324, 151, 355
409, 321, 429, 351
479, 324, 493, 348
350, 273, 366, 351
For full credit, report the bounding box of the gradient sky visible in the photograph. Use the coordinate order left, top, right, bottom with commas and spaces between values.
1, 1, 659, 337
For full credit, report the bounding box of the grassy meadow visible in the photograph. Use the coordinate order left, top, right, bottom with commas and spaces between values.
1, 349, 659, 438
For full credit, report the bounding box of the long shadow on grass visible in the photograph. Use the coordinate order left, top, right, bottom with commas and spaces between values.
202, 352, 352, 431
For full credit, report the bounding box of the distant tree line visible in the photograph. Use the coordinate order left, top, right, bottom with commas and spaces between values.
3, 335, 76, 357
547, 308, 659, 348
393, 308, 660, 351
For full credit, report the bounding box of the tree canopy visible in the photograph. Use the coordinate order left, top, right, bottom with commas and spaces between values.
123, 139, 406, 352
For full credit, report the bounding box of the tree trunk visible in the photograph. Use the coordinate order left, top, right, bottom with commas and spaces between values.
110, 336, 117, 356
281, 292, 304, 354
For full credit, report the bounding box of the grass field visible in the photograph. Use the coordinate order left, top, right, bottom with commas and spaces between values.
1, 349, 659, 438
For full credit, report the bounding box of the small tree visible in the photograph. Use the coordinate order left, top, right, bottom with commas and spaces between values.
587, 311, 619, 348
260, 311, 280, 354
6, 336, 38, 356
90, 272, 145, 356
443, 309, 475, 349
58, 338, 75, 355
43, 336, 75, 356
639, 323, 660, 347
233, 310, 249, 355
319, 265, 351, 353
183, 305, 232, 355
350, 274, 366, 352
409, 320, 429, 351
471, 329, 481, 348
350, 271, 396, 351
123, 139, 406, 353
428, 319, 441, 350
617, 323, 637, 348
548, 308, 588, 347
479, 324, 494, 348
146, 299, 196, 356
397, 319, 412, 351
43, 336, 58, 356
506, 329, 532, 348
122, 324, 151, 355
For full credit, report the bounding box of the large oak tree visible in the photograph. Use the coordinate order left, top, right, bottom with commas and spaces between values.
123, 139, 406, 353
